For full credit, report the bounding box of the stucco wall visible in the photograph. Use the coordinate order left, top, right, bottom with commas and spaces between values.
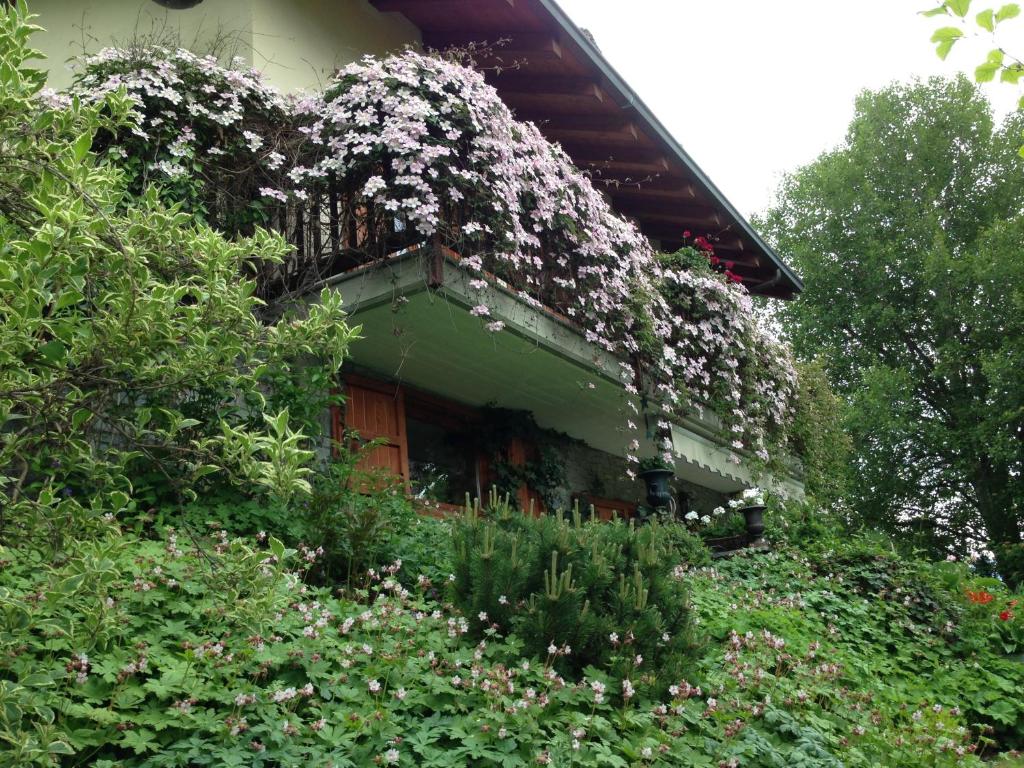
29, 0, 255, 90
28, 0, 419, 93
250, 0, 420, 91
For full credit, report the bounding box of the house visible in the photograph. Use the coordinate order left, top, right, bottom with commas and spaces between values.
31, 0, 805, 517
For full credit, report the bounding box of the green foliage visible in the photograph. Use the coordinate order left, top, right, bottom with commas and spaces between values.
299, 450, 416, 587
993, 540, 1024, 590
922, 1, 1024, 152
450, 492, 701, 687
0, 2, 355, 554
472, 408, 570, 512
3, 512, 1023, 766
179, 443, 418, 589
760, 76, 1024, 563
789, 360, 852, 509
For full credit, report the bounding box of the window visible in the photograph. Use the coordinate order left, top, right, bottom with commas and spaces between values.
405, 415, 477, 505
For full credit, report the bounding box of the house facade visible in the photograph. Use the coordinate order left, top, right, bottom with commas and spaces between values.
32, 0, 804, 517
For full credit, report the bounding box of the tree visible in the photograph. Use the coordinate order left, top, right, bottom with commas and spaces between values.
0, 2, 354, 552
760, 76, 1024, 565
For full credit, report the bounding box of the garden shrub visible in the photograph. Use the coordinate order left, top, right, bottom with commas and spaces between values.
0, 3, 354, 555
178, 445, 418, 589
450, 492, 700, 687
299, 455, 415, 587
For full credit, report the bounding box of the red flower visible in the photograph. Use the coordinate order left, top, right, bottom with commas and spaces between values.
682, 230, 691, 238
966, 589, 995, 605
999, 610, 1013, 621
724, 270, 743, 283
725, 260, 735, 270
709, 255, 720, 266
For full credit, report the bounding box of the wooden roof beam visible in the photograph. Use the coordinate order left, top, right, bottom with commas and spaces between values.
423, 31, 562, 63
491, 75, 606, 104
577, 156, 672, 177
372, 0, 514, 12
610, 197, 720, 223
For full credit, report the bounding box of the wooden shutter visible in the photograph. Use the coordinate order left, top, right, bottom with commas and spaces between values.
338, 375, 409, 483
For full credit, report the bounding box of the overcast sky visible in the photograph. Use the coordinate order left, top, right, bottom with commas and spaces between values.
556, 0, 1022, 218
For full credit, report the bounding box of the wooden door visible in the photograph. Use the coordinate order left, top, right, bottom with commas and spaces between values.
338, 375, 409, 483
507, 437, 545, 515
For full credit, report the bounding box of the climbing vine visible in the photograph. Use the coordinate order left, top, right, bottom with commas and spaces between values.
70, 46, 798, 471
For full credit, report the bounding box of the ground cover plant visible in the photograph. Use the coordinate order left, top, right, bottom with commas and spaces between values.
4, 512, 1024, 767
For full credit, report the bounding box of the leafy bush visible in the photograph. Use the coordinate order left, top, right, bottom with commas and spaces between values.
179, 444, 417, 589
450, 492, 701, 687
0, 3, 354, 554
299, 454, 415, 586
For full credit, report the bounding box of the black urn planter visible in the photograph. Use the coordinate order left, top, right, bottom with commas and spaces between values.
638, 468, 674, 510
740, 504, 766, 541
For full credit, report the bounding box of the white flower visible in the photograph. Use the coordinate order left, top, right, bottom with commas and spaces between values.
384, 747, 400, 764
712, 506, 725, 516
242, 130, 263, 151
363, 175, 387, 196
685, 511, 699, 521
701, 515, 711, 525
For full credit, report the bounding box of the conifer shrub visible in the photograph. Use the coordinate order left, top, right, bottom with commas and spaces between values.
450, 492, 704, 688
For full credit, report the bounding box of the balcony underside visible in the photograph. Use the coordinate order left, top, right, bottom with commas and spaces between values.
323, 248, 802, 496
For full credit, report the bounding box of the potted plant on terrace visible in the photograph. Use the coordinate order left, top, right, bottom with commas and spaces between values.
729, 487, 767, 544
637, 456, 674, 511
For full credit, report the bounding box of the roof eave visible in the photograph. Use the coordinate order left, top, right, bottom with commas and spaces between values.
536, 0, 803, 296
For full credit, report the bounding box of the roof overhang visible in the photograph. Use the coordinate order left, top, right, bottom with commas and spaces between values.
369, 0, 803, 298
321, 248, 804, 497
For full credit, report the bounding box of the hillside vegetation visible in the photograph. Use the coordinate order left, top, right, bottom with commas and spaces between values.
4, 506, 1024, 767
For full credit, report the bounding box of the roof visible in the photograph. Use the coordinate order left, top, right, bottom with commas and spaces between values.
369, 0, 803, 298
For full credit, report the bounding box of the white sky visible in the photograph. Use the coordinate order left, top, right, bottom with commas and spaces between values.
556, 0, 1022, 218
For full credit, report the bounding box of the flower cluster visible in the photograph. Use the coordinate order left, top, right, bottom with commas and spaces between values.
70, 46, 293, 232
71, 47, 798, 465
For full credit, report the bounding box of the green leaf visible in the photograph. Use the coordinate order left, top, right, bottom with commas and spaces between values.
269, 535, 285, 560
71, 408, 92, 430
48, 741, 75, 756
931, 25, 966, 40
1000, 63, 1024, 82
977, 8, 995, 29
931, 26, 964, 58
922, 4, 951, 16
20, 672, 54, 687
976, 60, 1001, 81
37, 339, 67, 363
72, 131, 92, 162
996, 2, 1021, 20
947, 0, 973, 16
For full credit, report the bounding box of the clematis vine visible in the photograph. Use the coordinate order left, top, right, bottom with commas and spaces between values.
70, 47, 797, 467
